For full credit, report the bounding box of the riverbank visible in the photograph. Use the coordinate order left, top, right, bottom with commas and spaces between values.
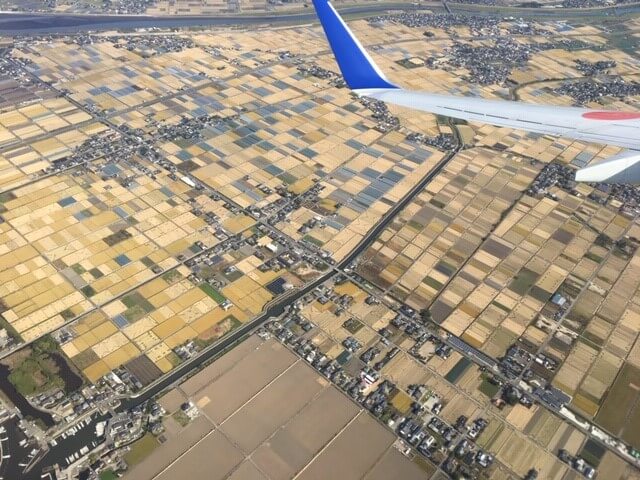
0, 3, 428, 33
2, 1, 639, 34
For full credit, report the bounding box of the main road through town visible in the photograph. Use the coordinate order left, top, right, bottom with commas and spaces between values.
117, 141, 461, 412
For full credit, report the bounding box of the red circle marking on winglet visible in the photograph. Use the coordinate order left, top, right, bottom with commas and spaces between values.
582, 111, 640, 120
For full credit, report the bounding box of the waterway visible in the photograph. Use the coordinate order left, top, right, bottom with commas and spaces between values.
50, 353, 83, 393
39, 413, 109, 471
0, 3, 426, 34
0, 415, 35, 480
14, 412, 109, 480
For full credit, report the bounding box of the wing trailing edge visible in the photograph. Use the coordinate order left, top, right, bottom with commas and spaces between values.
575, 151, 640, 184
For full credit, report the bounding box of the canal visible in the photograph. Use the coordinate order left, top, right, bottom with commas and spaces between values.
38, 412, 109, 471
50, 353, 83, 393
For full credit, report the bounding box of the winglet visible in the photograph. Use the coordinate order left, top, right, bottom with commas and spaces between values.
575, 151, 640, 184
311, 0, 398, 90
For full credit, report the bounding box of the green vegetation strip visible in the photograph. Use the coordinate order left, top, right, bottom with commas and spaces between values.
444, 357, 472, 384
303, 235, 324, 247
478, 376, 500, 398
124, 433, 159, 466
199, 283, 227, 304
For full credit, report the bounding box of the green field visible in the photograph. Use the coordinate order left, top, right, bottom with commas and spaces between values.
445, 358, 471, 384
8, 336, 66, 396
71, 263, 86, 274
122, 291, 156, 322
122, 292, 154, 311
407, 220, 425, 231
303, 235, 324, 247
99, 470, 118, 480
172, 410, 191, 427
478, 376, 501, 398
594, 362, 640, 445
423, 276, 444, 291
199, 283, 227, 304
162, 269, 182, 284
580, 439, 606, 467
81, 285, 97, 298
124, 433, 158, 466
509, 268, 538, 296
343, 317, 364, 334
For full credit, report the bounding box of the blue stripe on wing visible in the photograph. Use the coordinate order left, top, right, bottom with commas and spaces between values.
311, 0, 398, 90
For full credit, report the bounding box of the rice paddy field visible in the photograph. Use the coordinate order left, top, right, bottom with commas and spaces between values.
0, 10, 638, 465
0, 164, 216, 341
294, 278, 609, 478
357, 137, 640, 449
0, 97, 93, 148
0, 122, 112, 191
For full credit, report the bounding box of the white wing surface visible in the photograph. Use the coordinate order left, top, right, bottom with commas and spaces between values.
357, 89, 640, 151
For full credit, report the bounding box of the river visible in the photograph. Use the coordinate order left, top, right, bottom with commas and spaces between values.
0, 3, 427, 34
1, 2, 640, 34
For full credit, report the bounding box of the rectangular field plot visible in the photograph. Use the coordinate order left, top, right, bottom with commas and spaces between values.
0, 123, 112, 192
0, 166, 220, 343
125, 337, 429, 480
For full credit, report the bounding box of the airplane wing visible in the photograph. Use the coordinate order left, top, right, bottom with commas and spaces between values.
311, 0, 640, 183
